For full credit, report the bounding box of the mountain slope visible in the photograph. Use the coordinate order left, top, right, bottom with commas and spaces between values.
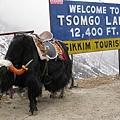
73, 51, 119, 79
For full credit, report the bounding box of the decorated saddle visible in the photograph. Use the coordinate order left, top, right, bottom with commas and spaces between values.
32, 31, 66, 61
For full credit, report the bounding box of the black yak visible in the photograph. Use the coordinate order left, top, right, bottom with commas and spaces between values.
0, 32, 72, 115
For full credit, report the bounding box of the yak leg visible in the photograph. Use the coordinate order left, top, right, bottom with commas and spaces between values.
8, 87, 14, 99
28, 90, 38, 116
59, 88, 65, 98
50, 88, 65, 98
28, 78, 42, 115
36, 83, 44, 102
50, 92, 57, 98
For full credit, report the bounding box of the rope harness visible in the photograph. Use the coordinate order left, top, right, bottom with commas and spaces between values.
41, 60, 52, 85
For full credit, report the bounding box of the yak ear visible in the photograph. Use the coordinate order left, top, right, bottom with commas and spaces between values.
0, 66, 8, 75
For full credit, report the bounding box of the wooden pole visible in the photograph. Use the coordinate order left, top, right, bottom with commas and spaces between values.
0, 30, 34, 36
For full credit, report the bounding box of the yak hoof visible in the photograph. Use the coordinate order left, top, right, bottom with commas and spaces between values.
50, 92, 57, 98
29, 110, 38, 116
50, 94, 55, 98
59, 94, 65, 98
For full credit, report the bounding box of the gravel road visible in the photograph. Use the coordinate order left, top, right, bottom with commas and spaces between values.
0, 75, 120, 120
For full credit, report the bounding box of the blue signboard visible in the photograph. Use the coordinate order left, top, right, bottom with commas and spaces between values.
49, 0, 120, 41
49, 0, 120, 54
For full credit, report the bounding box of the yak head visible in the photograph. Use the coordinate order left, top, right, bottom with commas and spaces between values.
0, 58, 29, 98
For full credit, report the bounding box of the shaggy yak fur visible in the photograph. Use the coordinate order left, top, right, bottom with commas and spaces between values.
0, 34, 72, 115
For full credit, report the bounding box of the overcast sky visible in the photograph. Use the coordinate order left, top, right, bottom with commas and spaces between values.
0, 0, 119, 34
0, 0, 50, 34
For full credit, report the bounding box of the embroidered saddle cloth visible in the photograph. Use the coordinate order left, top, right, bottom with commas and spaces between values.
32, 32, 66, 60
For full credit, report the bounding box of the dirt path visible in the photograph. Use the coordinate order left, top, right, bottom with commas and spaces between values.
0, 75, 120, 120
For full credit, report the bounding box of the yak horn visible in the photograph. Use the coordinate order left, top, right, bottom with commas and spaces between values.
9, 65, 28, 75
